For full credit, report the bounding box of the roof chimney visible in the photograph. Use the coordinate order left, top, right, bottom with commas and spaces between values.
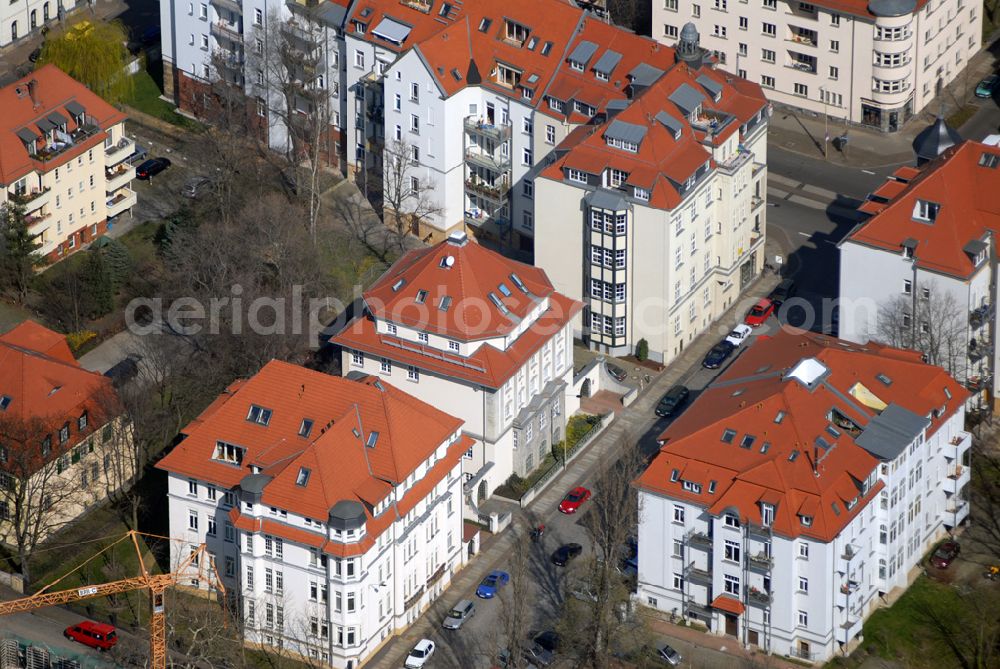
27, 79, 39, 110
447, 230, 468, 246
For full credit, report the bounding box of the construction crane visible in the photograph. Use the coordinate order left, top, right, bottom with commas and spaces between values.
0, 530, 225, 669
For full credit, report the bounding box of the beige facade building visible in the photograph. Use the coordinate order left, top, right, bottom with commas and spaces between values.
0, 65, 136, 262
653, 0, 981, 132
531, 36, 769, 363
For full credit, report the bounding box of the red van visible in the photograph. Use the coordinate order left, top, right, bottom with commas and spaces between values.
64, 621, 118, 651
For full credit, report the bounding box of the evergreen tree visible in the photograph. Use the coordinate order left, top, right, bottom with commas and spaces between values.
0, 200, 41, 304
98, 237, 132, 289
84, 250, 114, 317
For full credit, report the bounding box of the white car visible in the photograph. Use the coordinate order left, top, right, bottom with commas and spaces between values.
405, 639, 435, 668
725, 323, 753, 347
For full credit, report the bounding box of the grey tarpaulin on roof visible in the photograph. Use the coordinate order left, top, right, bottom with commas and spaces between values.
585, 188, 629, 212
604, 119, 647, 145
372, 16, 412, 44
567, 40, 599, 66
669, 83, 706, 115
15, 128, 38, 143
854, 403, 929, 460
592, 50, 622, 75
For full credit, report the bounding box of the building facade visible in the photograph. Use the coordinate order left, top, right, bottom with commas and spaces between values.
331, 231, 581, 513
635, 330, 969, 663
0, 0, 77, 48
157, 361, 470, 669
653, 0, 981, 132
530, 31, 769, 363
0, 321, 133, 547
839, 140, 1000, 411
0, 65, 137, 261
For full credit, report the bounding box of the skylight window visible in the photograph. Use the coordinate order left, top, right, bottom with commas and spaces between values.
439, 296, 452, 311
731, 388, 746, 397
943, 387, 952, 400
366, 431, 380, 448
980, 152, 999, 168
800, 515, 813, 526
478, 17, 492, 32
774, 410, 785, 424
670, 469, 680, 482
740, 434, 756, 449
439, 2, 452, 16
708, 480, 717, 494
875, 373, 892, 386
415, 289, 428, 304
527, 36, 538, 50
498, 283, 512, 297
760, 442, 771, 454
488, 292, 510, 314
299, 419, 314, 438
788, 449, 799, 462
825, 425, 840, 438
912, 199, 939, 222
296, 468, 311, 486
831, 501, 841, 516
392, 278, 406, 292
721, 428, 737, 443
541, 41, 553, 56
0, 396, 10, 411
247, 405, 272, 426
510, 273, 530, 295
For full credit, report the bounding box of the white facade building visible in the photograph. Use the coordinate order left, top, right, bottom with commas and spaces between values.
653, 0, 981, 132
158, 361, 470, 669
332, 231, 581, 512
1, 0, 75, 47
635, 330, 970, 663
530, 34, 769, 363
839, 139, 1000, 411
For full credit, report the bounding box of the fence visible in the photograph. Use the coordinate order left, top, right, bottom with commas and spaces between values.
518, 414, 611, 508
0, 571, 24, 594
0, 635, 106, 669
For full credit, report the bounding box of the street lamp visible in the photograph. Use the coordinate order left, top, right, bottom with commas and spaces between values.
820, 86, 828, 160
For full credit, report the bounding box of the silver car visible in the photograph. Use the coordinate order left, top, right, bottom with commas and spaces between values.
442, 599, 475, 630
657, 642, 682, 666
181, 175, 214, 199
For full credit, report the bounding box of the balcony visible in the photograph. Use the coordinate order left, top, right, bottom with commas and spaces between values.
690, 110, 735, 136
747, 522, 772, 537
24, 211, 52, 228
945, 499, 970, 525
404, 586, 425, 611
7, 187, 51, 212
211, 21, 243, 42
280, 21, 318, 46
944, 465, 970, 494
426, 563, 447, 587
969, 339, 990, 363
685, 563, 712, 583
970, 303, 992, 329
465, 176, 510, 201
684, 600, 713, 619
788, 30, 817, 46
751, 195, 765, 211
717, 149, 753, 176
746, 587, 771, 606
105, 164, 135, 193
946, 431, 972, 461
465, 147, 510, 173
464, 116, 511, 142
837, 616, 863, 644
106, 188, 137, 219
104, 137, 135, 166
786, 60, 817, 74
687, 530, 712, 549
748, 552, 772, 571
217, 50, 245, 72
210, 0, 242, 12
30, 120, 102, 163
837, 543, 860, 574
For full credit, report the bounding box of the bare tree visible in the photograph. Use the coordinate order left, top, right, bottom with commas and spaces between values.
876, 285, 968, 378
493, 532, 536, 669
910, 580, 1000, 669
382, 139, 443, 250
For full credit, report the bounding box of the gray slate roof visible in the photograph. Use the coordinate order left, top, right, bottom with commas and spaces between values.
696, 74, 723, 99
628, 63, 665, 88
586, 188, 629, 212
913, 117, 962, 162
655, 111, 684, 137
592, 50, 623, 75
568, 40, 599, 66
372, 17, 412, 44
854, 403, 929, 461
65, 100, 85, 117
605, 119, 647, 145
669, 83, 706, 116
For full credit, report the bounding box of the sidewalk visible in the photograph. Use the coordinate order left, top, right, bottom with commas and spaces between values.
363, 269, 785, 669
768, 36, 1000, 167
646, 615, 805, 669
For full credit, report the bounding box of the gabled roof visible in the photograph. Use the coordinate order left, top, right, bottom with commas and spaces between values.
539, 63, 767, 209
635, 330, 965, 542
845, 141, 1000, 277
0, 65, 126, 184
157, 360, 468, 542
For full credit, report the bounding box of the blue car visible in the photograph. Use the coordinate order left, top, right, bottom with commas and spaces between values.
476, 570, 510, 599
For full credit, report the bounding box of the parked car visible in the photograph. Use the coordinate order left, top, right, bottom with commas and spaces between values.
476, 569, 510, 598
181, 175, 214, 198
524, 642, 554, 667
930, 540, 960, 569
64, 621, 118, 651
141, 25, 161, 44
655, 385, 690, 418
976, 74, 1000, 98
404, 639, 435, 668
136, 157, 171, 179
605, 362, 627, 382
655, 642, 683, 666
725, 323, 753, 347
127, 143, 149, 165
702, 341, 735, 369
768, 278, 797, 306
558, 486, 591, 514
744, 298, 776, 327
532, 631, 561, 654
551, 543, 583, 566
443, 599, 476, 630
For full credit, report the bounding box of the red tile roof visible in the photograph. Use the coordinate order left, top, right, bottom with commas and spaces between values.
0, 320, 117, 473
539, 63, 767, 209
635, 330, 965, 543
0, 64, 126, 184
711, 594, 745, 615
846, 141, 1000, 278
158, 360, 470, 551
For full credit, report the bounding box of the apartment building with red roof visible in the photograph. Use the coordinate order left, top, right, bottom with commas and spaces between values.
331, 230, 581, 514
0, 321, 133, 547
529, 28, 769, 363
157, 359, 470, 667
0, 65, 137, 261
839, 140, 1000, 411
653, 0, 980, 133
635, 329, 969, 662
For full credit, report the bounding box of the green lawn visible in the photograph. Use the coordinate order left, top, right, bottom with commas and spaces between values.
861, 575, 959, 666
124, 71, 204, 132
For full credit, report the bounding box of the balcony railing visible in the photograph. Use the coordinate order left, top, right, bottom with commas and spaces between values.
465, 148, 510, 173
30, 120, 102, 163
106, 189, 136, 218
426, 563, 447, 587
105, 137, 135, 165
970, 303, 992, 328
211, 21, 243, 41
751, 195, 764, 210
105, 164, 136, 193
464, 116, 511, 142
747, 587, 772, 606
7, 187, 51, 212
465, 177, 510, 200
687, 530, 712, 548
210, 0, 242, 12
786, 61, 817, 74
280, 21, 318, 45
717, 149, 753, 175
748, 552, 772, 570
969, 339, 990, 363
24, 211, 52, 227
684, 600, 713, 619
685, 564, 712, 582
404, 586, 425, 611
788, 32, 817, 46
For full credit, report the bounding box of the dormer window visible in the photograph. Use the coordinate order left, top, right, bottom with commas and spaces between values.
913, 199, 939, 222
353, 20, 366, 33
634, 187, 649, 201
569, 59, 584, 72
800, 514, 813, 526
682, 480, 702, 493
213, 441, 245, 465
415, 289, 428, 303
721, 428, 737, 443
503, 18, 530, 46
605, 168, 629, 188
670, 468, 680, 482
548, 97, 564, 112
760, 502, 775, 526
493, 62, 522, 89
247, 404, 272, 426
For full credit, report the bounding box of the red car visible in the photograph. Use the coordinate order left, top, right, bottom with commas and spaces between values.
929, 540, 960, 569
64, 621, 118, 651
744, 298, 775, 327
559, 486, 591, 514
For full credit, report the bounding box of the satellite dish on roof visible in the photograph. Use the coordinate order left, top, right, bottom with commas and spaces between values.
445, 255, 455, 267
